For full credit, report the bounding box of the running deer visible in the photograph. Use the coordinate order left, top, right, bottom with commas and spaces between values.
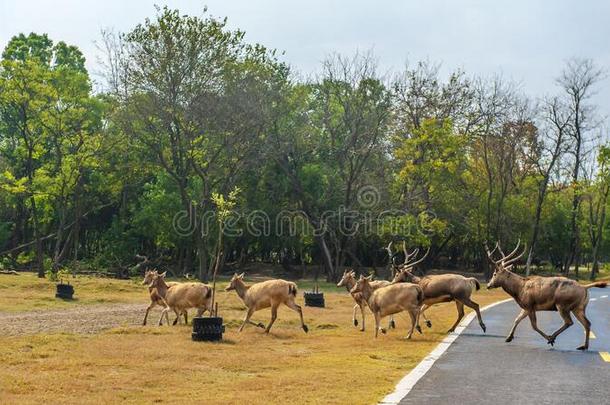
147, 272, 213, 326
141, 270, 181, 325
391, 243, 486, 333
486, 241, 607, 350
350, 275, 423, 339
225, 273, 309, 334
336, 269, 395, 331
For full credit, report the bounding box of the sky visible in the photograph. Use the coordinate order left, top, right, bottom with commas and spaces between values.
1, 0, 609, 118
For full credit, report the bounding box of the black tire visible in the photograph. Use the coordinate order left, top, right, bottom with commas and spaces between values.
304, 292, 325, 308
192, 317, 224, 341
55, 283, 74, 300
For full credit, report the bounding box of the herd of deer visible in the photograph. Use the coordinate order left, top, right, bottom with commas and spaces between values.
141, 240, 606, 351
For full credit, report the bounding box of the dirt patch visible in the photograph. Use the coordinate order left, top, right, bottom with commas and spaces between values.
0, 303, 154, 336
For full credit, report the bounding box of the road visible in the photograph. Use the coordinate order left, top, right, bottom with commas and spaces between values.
397, 288, 610, 405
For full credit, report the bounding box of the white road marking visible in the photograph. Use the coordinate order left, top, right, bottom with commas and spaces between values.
379, 298, 513, 405
601, 295, 608, 298
590, 298, 597, 301
600, 352, 610, 362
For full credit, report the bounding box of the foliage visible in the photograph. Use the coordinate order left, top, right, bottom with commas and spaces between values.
0, 8, 608, 280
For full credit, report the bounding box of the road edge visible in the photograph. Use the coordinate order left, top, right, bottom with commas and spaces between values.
379, 298, 513, 405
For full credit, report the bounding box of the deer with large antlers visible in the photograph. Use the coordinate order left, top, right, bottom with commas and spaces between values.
486, 240, 606, 350
391, 242, 486, 333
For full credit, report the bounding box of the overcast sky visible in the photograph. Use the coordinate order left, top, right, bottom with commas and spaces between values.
1, 0, 609, 118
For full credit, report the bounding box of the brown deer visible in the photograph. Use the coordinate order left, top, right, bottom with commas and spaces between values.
350, 275, 423, 339
147, 272, 213, 326
141, 270, 181, 325
336, 269, 395, 331
225, 273, 309, 334
486, 241, 607, 350
391, 244, 486, 333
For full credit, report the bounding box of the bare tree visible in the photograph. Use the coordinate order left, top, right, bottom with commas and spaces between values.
525, 97, 571, 275
558, 59, 604, 276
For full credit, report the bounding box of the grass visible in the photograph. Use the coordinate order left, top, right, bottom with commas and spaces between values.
0, 273, 146, 312
0, 273, 508, 404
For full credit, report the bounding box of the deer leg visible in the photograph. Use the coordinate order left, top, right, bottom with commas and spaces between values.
388, 315, 396, 330
374, 311, 382, 338
172, 309, 181, 325
143, 302, 156, 326
505, 309, 527, 342
527, 311, 551, 342
406, 308, 418, 339
572, 307, 591, 351
164, 308, 171, 326
352, 303, 359, 327
285, 299, 308, 333
158, 307, 168, 326
548, 308, 573, 346
461, 297, 486, 332
183, 310, 188, 325
265, 304, 279, 333
447, 301, 465, 333
360, 303, 366, 331
421, 304, 432, 328
239, 307, 255, 332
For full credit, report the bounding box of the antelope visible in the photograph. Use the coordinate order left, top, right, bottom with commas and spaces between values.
486, 241, 607, 350
391, 244, 486, 333
350, 275, 423, 339
147, 272, 213, 326
225, 273, 309, 334
141, 270, 181, 325
336, 269, 395, 331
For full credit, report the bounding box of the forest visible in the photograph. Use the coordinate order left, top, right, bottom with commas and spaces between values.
1, 7, 608, 282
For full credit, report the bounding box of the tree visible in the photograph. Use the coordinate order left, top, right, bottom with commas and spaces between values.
525, 98, 570, 274
107, 7, 287, 281
558, 59, 604, 276
585, 144, 610, 280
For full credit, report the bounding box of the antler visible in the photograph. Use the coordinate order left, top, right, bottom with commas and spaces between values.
405, 246, 430, 268
384, 241, 394, 259
500, 239, 521, 263
485, 241, 504, 264
503, 243, 526, 266
402, 241, 419, 265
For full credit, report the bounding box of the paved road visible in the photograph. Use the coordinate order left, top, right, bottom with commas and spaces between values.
399, 288, 610, 405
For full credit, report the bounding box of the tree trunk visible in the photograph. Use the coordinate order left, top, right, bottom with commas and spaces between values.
29, 195, 45, 278
526, 184, 547, 275
315, 234, 335, 282
197, 234, 208, 283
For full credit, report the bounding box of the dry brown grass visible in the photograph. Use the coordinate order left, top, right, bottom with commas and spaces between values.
0, 273, 508, 404
0, 273, 145, 312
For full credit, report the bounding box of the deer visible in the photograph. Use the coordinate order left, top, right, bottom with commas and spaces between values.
141, 269, 181, 325
336, 269, 395, 331
391, 243, 486, 333
147, 271, 213, 326
225, 273, 309, 334
350, 275, 424, 339
486, 240, 607, 350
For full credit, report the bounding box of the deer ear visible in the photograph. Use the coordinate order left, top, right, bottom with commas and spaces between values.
160, 271, 167, 278
366, 275, 373, 280
238, 273, 245, 279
